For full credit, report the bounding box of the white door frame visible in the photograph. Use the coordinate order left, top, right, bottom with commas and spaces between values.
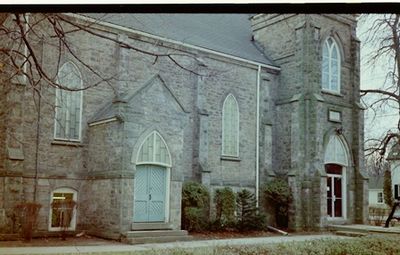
326, 165, 347, 220
327, 172, 346, 219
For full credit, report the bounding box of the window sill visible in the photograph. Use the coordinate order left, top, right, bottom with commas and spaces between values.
221, 156, 241, 162
321, 90, 343, 97
51, 140, 84, 147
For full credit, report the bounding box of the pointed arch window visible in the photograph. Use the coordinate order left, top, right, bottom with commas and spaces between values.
137, 131, 171, 167
222, 94, 239, 157
324, 135, 348, 166
322, 37, 341, 93
54, 62, 83, 141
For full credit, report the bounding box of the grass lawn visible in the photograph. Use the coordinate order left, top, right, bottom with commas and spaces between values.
137, 235, 400, 255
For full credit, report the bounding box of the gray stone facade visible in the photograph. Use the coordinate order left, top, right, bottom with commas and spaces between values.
0, 13, 367, 238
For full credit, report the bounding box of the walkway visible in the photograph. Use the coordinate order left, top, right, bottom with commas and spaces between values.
329, 224, 400, 234
0, 234, 349, 255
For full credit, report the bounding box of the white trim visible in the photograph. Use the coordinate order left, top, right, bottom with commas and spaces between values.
88, 117, 118, 127
377, 191, 384, 204
48, 187, 77, 231
325, 135, 350, 221
165, 167, 171, 223
322, 37, 341, 93
136, 131, 172, 167
64, 13, 281, 71
255, 65, 261, 207
54, 61, 84, 142
324, 135, 349, 167
326, 169, 347, 220
221, 94, 240, 157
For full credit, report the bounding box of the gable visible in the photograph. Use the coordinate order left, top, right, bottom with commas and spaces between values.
124, 74, 187, 115
89, 74, 187, 125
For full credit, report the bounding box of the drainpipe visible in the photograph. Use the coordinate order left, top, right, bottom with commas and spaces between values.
256, 65, 261, 207
23, 13, 29, 84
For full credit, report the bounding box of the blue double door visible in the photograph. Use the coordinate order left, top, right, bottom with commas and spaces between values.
134, 165, 167, 222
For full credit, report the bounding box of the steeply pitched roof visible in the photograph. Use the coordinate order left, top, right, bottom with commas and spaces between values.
369, 176, 384, 190
82, 13, 276, 67
387, 143, 400, 161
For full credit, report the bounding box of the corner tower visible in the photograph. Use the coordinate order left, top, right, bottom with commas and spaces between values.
251, 14, 367, 230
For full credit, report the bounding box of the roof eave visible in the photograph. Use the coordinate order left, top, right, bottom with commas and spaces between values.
66, 13, 281, 71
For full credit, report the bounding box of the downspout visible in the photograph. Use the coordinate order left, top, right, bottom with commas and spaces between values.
23, 14, 29, 84
256, 65, 261, 207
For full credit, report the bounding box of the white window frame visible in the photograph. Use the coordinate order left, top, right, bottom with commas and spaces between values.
54, 61, 83, 142
222, 94, 240, 157
377, 191, 384, 204
48, 187, 78, 231
322, 37, 341, 94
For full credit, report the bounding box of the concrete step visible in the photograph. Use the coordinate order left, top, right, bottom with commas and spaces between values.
122, 229, 192, 244
131, 222, 173, 230
124, 235, 193, 244
125, 230, 188, 238
335, 231, 368, 237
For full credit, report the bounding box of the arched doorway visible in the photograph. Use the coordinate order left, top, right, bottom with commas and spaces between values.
134, 131, 171, 223
324, 135, 349, 219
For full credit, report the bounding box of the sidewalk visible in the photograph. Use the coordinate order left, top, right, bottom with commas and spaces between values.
0, 234, 350, 255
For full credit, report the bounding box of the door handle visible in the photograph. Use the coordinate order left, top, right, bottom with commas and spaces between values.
149, 194, 152, 201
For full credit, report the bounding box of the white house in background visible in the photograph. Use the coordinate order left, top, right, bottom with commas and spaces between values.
387, 144, 400, 201
368, 176, 385, 207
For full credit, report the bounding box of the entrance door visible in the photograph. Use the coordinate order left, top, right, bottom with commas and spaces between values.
326, 164, 343, 218
134, 165, 166, 222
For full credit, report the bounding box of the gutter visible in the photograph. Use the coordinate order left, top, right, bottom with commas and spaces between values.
64, 13, 281, 71
256, 65, 261, 207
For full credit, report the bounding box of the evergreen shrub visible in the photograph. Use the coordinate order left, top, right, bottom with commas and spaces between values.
263, 178, 291, 228
213, 187, 236, 230
235, 189, 266, 231
181, 181, 210, 231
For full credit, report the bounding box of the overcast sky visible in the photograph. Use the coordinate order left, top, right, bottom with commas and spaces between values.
358, 15, 398, 144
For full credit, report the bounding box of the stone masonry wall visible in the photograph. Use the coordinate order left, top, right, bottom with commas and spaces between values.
251, 14, 365, 230
0, 13, 279, 236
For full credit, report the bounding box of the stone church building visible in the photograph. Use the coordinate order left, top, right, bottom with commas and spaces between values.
0, 13, 368, 239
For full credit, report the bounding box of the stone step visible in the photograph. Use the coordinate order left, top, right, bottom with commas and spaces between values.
122, 229, 192, 244
125, 230, 189, 238
131, 222, 173, 230
335, 231, 368, 237
123, 230, 192, 245
125, 235, 193, 244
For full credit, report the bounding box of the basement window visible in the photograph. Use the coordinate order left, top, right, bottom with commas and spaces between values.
49, 188, 77, 231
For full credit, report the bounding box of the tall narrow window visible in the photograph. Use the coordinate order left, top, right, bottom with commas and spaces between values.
222, 94, 239, 157
322, 37, 341, 93
54, 62, 83, 141
377, 192, 384, 204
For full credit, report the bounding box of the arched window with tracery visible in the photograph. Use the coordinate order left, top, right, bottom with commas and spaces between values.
322, 37, 341, 93
54, 62, 83, 141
